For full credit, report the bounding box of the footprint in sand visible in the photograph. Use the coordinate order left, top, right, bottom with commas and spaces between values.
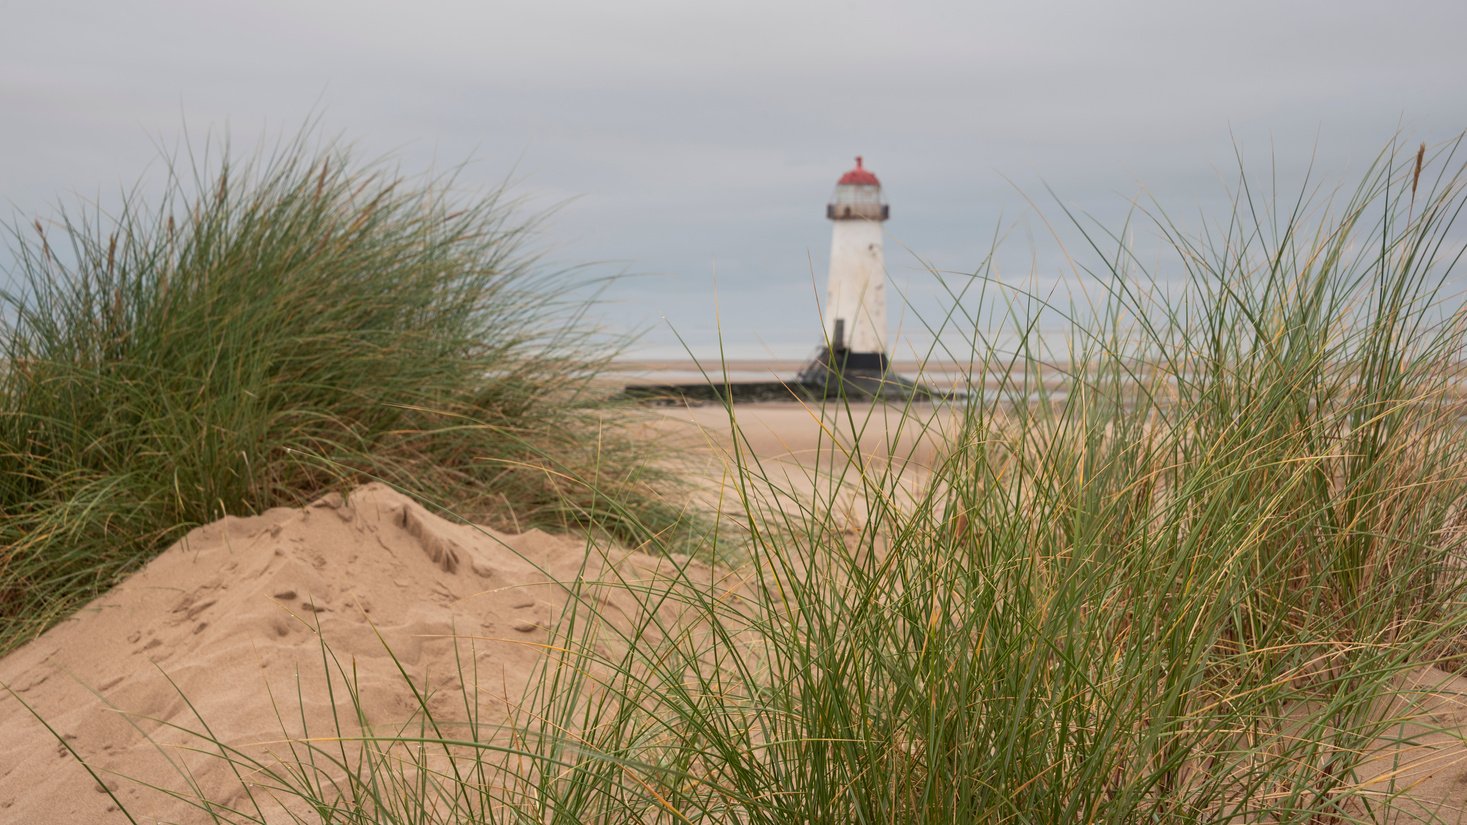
267, 616, 293, 638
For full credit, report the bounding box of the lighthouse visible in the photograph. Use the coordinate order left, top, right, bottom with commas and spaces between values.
824, 156, 889, 369
798, 156, 892, 394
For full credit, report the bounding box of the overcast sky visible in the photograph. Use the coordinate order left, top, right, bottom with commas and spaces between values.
4, 0, 1465, 358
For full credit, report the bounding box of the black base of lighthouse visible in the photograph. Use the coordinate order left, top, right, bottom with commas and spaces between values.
795, 347, 932, 401
621, 348, 943, 406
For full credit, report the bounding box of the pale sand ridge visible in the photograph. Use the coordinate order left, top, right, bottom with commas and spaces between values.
0, 482, 719, 822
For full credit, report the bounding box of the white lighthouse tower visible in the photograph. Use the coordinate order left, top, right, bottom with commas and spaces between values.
821, 156, 890, 372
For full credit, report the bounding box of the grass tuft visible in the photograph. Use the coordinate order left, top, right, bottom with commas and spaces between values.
505, 137, 1467, 821
0, 131, 697, 652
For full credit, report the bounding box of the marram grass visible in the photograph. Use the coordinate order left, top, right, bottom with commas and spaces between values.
0, 134, 697, 653
22, 138, 1467, 822
504, 141, 1467, 822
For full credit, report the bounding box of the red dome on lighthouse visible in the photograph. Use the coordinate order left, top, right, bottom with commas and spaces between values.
838, 156, 880, 186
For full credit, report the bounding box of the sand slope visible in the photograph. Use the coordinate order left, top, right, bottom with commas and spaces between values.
0, 483, 699, 823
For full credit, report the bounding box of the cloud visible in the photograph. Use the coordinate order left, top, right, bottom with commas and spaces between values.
4, 0, 1465, 356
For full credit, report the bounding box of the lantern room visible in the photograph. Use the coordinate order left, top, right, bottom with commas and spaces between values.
826, 156, 890, 221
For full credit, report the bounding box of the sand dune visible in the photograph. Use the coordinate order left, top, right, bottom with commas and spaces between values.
0, 482, 719, 822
